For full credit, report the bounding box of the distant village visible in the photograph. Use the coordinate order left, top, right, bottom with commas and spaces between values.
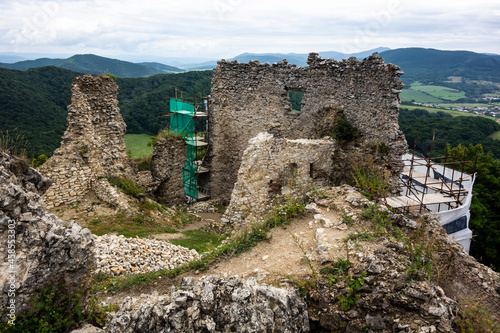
411, 96, 500, 118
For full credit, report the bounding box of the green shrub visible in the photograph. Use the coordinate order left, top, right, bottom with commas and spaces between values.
31, 154, 48, 168
332, 111, 360, 144
0, 275, 112, 332
148, 129, 185, 147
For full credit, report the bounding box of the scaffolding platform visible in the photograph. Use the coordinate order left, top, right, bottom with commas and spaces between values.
386, 192, 457, 208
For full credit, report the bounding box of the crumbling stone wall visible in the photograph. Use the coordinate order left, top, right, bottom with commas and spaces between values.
222, 132, 335, 226
39, 75, 137, 208
209, 53, 407, 202
0, 151, 94, 316
150, 137, 187, 205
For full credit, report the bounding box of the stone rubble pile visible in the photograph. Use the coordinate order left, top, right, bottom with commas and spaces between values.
93, 235, 200, 276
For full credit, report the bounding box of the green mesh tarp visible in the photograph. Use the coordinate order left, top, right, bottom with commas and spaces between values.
170, 98, 199, 199
170, 99, 195, 139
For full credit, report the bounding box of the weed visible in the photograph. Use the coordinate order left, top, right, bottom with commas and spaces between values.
405, 225, 434, 280
148, 129, 185, 147
336, 272, 367, 311
0, 129, 29, 162
107, 175, 144, 197
352, 163, 390, 200
342, 213, 355, 226
360, 204, 390, 234
454, 296, 500, 333
133, 154, 152, 171
266, 196, 305, 228
291, 233, 317, 278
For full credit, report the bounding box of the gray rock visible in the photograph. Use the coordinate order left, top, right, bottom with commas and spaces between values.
0, 151, 95, 317
107, 276, 310, 333
365, 313, 386, 330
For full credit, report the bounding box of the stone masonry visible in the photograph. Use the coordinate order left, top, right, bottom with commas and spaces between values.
39, 75, 137, 208
222, 132, 335, 226
150, 137, 187, 205
209, 53, 407, 202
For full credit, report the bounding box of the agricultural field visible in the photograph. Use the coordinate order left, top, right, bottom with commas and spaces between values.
124, 133, 154, 157
400, 89, 443, 103
439, 103, 493, 108
401, 105, 497, 120
444, 76, 462, 83
411, 83, 466, 101
489, 130, 500, 140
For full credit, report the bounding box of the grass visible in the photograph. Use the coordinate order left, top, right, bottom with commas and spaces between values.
124, 133, 154, 157
88, 213, 178, 238
169, 230, 226, 253
488, 130, 500, 140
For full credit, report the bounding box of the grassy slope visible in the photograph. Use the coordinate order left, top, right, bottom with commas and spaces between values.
124, 134, 154, 157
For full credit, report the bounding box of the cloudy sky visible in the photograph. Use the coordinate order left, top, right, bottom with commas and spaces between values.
1, 0, 499, 61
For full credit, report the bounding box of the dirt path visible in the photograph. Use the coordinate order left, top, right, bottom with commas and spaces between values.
102, 207, 354, 307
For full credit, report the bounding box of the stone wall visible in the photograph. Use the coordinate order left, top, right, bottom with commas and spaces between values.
0, 151, 94, 317
222, 132, 335, 227
39, 75, 137, 208
209, 53, 407, 202
150, 137, 187, 205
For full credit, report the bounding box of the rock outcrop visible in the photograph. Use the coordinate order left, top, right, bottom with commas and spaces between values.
107, 276, 310, 333
0, 150, 95, 317
39, 74, 137, 209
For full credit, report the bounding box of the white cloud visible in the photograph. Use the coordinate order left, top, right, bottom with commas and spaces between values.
0, 0, 499, 59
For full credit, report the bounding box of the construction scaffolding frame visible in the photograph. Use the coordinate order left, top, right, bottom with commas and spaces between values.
166, 89, 210, 201
385, 133, 476, 215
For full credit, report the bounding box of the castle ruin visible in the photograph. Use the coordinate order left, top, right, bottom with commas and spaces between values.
208, 52, 407, 203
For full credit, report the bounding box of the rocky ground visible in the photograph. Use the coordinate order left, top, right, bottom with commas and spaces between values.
89, 185, 500, 332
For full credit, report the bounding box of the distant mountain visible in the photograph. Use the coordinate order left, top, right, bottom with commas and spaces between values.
318, 47, 391, 60
186, 47, 391, 69
0, 54, 185, 78
0, 58, 63, 71
0, 54, 26, 63
138, 62, 185, 73
379, 48, 500, 83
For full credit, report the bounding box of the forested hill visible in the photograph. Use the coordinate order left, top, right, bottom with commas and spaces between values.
0, 66, 212, 158
0, 54, 185, 78
379, 48, 500, 84
0, 66, 77, 157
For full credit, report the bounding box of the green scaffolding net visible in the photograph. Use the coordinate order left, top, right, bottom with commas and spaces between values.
170, 98, 199, 199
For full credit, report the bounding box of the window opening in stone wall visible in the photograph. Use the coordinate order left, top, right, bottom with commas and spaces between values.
287, 90, 305, 113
